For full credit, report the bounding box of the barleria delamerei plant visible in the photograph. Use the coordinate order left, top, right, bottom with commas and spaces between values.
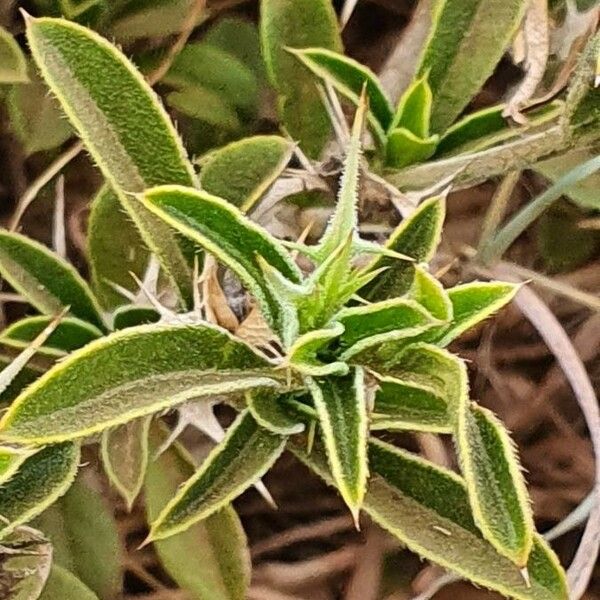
2, 1, 595, 598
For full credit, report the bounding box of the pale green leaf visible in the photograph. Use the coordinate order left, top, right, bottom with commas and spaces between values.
293, 438, 568, 600
143, 185, 302, 335
360, 195, 445, 301
0, 230, 104, 328
457, 403, 534, 566
288, 47, 392, 145
26, 16, 198, 307
287, 323, 347, 377
87, 186, 150, 310
145, 426, 250, 600
39, 565, 99, 600
101, 417, 151, 510
0, 447, 35, 486
199, 136, 293, 211
391, 75, 434, 138
371, 376, 451, 433
35, 476, 122, 599
386, 128, 438, 168
247, 389, 306, 435
419, 0, 529, 132
148, 410, 286, 541
409, 266, 452, 321
0, 26, 28, 84
307, 368, 368, 520
0, 316, 102, 357
0, 443, 80, 539
0, 323, 279, 444
260, 0, 342, 158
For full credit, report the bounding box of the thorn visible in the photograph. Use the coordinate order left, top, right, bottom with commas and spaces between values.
137, 534, 152, 550
595, 74, 600, 88
519, 566, 531, 588
254, 480, 278, 510
350, 506, 361, 531
306, 420, 316, 454
19, 8, 33, 23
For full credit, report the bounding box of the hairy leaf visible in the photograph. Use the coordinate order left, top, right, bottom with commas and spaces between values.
293, 439, 568, 600
457, 403, 534, 566
288, 323, 347, 377
0, 26, 28, 83
0, 230, 104, 328
419, 0, 529, 132
260, 0, 342, 157
148, 410, 286, 541
26, 16, 198, 307
391, 75, 434, 137
0, 324, 279, 444
371, 376, 451, 433
0, 443, 80, 539
101, 417, 151, 510
143, 185, 301, 333
87, 186, 149, 310
145, 426, 251, 600
199, 136, 293, 211
288, 47, 392, 145
0, 447, 34, 485
247, 389, 306, 435
112, 305, 160, 330
0, 316, 102, 357
39, 566, 99, 600
307, 368, 368, 521
409, 266, 452, 321
360, 195, 445, 301
386, 128, 438, 168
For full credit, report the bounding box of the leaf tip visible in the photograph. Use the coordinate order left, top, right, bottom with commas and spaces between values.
350, 506, 361, 531
19, 8, 33, 24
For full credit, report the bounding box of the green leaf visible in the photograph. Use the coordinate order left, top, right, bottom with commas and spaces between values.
26, 16, 198, 308
145, 426, 251, 600
419, 0, 529, 132
336, 298, 438, 359
0, 447, 34, 485
87, 186, 149, 310
112, 305, 159, 330
199, 136, 293, 211
288, 47, 392, 145
287, 323, 347, 377
101, 417, 151, 510
386, 128, 439, 168
148, 410, 286, 541
0, 26, 28, 84
371, 376, 451, 433
247, 389, 306, 435
391, 75, 434, 137
0, 443, 79, 539
0, 356, 41, 408
457, 403, 534, 566
0, 323, 279, 444
260, 0, 342, 158
307, 368, 368, 521
409, 266, 452, 321
435, 281, 518, 346
293, 438, 568, 600
39, 566, 99, 600
360, 195, 445, 301
0, 316, 102, 357
35, 476, 122, 599
142, 185, 302, 334
0, 230, 104, 328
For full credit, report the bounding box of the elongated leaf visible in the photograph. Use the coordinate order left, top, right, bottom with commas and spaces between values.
288, 47, 391, 145
87, 186, 150, 310
0, 443, 79, 539
26, 16, 198, 307
35, 476, 122, 599
145, 426, 250, 600
39, 566, 99, 600
360, 195, 445, 301
0, 527, 52, 600
247, 389, 305, 435
0, 447, 34, 485
307, 368, 368, 521
0, 324, 279, 444
386, 128, 438, 168
409, 266, 452, 321
287, 323, 347, 377
0, 26, 28, 84
199, 136, 293, 211
0, 230, 104, 328
436, 281, 518, 346
391, 75, 434, 137
260, 0, 342, 158
101, 417, 151, 510
112, 305, 160, 330
143, 185, 301, 334
148, 410, 286, 541
293, 438, 568, 600
419, 0, 528, 132
371, 376, 451, 433
1, 316, 102, 357
336, 299, 438, 358
457, 403, 534, 566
